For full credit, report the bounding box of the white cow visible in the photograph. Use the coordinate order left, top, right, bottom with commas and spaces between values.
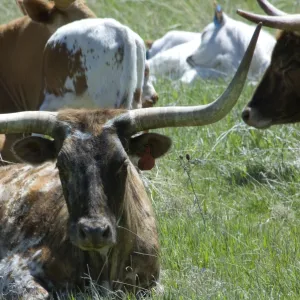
40, 18, 158, 111
147, 5, 276, 84
146, 30, 201, 59
147, 37, 228, 83
187, 10, 276, 82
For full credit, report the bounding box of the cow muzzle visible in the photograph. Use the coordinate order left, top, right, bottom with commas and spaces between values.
242, 107, 272, 129
142, 93, 159, 108
72, 218, 117, 251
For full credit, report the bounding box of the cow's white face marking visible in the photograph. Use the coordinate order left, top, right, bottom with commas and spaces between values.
72, 130, 92, 140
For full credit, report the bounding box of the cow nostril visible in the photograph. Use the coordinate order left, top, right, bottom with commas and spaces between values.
79, 225, 88, 239
186, 56, 193, 67
242, 108, 251, 122
151, 94, 159, 104
101, 225, 111, 239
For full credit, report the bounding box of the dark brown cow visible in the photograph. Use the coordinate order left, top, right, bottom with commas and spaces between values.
0, 0, 96, 162
0, 24, 260, 299
237, 0, 300, 128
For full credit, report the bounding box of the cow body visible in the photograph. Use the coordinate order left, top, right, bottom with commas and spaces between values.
0, 0, 96, 113
41, 18, 157, 112
0, 162, 159, 298
146, 30, 201, 59
147, 38, 202, 81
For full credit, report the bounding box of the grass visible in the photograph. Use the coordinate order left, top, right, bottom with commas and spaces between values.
1, 0, 300, 299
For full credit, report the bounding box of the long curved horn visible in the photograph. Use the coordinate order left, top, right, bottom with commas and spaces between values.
54, 0, 75, 10
257, 0, 286, 16
237, 10, 300, 31
0, 112, 59, 136
111, 23, 262, 135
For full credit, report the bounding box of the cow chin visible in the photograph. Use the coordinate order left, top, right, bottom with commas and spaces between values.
69, 218, 117, 252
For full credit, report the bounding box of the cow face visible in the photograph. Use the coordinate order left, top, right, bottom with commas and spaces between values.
12, 110, 171, 252
242, 31, 300, 128
23, 0, 96, 34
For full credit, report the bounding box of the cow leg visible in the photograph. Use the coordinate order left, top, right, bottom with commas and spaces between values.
0, 253, 49, 299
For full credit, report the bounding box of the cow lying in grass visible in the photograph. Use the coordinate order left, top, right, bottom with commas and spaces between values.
147, 5, 275, 83
0, 24, 261, 299
186, 4, 276, 83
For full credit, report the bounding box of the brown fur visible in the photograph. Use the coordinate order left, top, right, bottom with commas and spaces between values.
144, 40, 154, 49
43, 44, 88, 97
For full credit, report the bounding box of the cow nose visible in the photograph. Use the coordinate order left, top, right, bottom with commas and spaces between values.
151, 93, 159, 104
241, 107, 251, 123
78, 222, 113, 245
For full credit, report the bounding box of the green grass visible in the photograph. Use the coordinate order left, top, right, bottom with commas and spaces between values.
2, 0, 300, 299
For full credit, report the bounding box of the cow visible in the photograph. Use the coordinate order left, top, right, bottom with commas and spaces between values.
186, 4, 276, 82
0, 24, 261, 299
0, 0, 96, 162
40, 18, 159, 112
237, 0, 300, 128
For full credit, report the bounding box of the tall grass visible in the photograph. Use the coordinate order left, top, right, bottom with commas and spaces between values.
1, 0, 300, 299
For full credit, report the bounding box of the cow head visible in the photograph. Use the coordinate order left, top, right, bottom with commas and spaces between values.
186, 3, 226, 69
10, 110, 171, 252
0, 23, 260, 252
21, 0, 96, 33
238, 0, 300, 128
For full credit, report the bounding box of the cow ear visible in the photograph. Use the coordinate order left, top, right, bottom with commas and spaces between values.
23, 0, 54, 23
129, 133, 171, 170
129, 133, 172, 158
13, 136, 56, 164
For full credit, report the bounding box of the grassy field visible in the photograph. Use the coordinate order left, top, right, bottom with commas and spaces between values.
2, 0, 300, 299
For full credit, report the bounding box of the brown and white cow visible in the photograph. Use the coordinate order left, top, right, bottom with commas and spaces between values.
0, 0, 96, 162
40, 18, 159, 112
0, 24, 260, 299
237, 0, 300, 128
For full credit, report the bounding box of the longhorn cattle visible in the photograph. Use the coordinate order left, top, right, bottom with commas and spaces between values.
186, 4, 276, 82
40, 18, 158, 112
0, 0, 96, 162
147, 5, 275, 83
0, 24, 261, 299
237, 0, 300, 128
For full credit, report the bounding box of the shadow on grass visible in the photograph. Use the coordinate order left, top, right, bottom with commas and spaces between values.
227, 161, 298, 186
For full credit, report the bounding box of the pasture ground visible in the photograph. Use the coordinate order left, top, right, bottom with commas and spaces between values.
1, 0, 300, 299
